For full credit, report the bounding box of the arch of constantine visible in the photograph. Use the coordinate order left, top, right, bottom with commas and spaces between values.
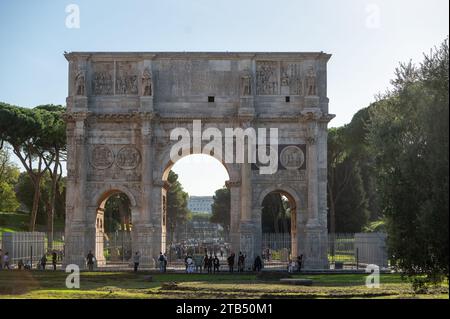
63, 52, 334, 269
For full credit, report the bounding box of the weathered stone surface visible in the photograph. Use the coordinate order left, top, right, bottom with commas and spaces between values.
63, 52, 334, 270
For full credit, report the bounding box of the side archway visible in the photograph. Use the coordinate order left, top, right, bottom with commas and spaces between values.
91, 186, 137, 266
257, 185, 303, 263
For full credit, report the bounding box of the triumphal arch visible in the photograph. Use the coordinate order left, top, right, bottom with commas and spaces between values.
63, 52, 334, 269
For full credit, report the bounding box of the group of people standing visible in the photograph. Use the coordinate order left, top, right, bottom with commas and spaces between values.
202, 254, 221, 273
38, 251, 59, 270
226, 252, 246, 272
82, 250, 303, 273
0, 248, 60, 271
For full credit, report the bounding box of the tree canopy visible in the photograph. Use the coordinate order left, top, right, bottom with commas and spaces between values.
367, 39, 449, 280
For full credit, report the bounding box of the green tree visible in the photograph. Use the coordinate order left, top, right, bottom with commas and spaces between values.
0, 147, 20, 212
35, 104, 66, 248
0, 103, 64, 231
210, 186, 230, 232
368, 39, 449, 281
327, 128, 369, 234
104, 193, 131, 232
261, 193, 291, 233
344, 107, 380, 220
166, 171, 190, 243
15, 171, 66, 228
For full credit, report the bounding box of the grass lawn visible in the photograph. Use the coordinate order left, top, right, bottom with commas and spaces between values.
0, 211, 29, 233
0, 271, 448, 299
0, 211, 64, 235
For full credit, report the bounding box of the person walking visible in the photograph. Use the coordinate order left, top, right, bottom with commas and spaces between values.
227, 253, 235, 273
238, 252, 246, 272
0, 249, 3, 270
133, 251, 141, 272
297, 254, 303, 272
202, 253, 209, 274
40, 254, 47, 270
3, 252, 10, 270
163, 252, 168, 272
52, 251, 57, 271
207, 255, 213, 274
184, 254, 189, 273
213, 255, 220, 273
158, 252, 165, 272
253, 255, 262, 272
86, 250, 95, 271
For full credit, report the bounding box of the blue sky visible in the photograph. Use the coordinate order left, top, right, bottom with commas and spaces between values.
0, 0, 448, 195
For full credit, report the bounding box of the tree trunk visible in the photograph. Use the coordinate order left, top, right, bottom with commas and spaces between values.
48, 152, 59, 250
29, 176, 41, 232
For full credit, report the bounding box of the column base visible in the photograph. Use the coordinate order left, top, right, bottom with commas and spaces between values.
302, 225, 329, 270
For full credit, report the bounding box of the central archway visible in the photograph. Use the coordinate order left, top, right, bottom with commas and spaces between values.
161, 153, 233, 267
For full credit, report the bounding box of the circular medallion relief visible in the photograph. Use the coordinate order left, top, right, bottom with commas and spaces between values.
90, 145, 114, 169
116, 146, 141, 169
280, 145, 304, 170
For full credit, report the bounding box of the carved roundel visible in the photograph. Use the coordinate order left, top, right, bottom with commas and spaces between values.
90, 145, 114, 169
116, 146, 141, 169
280, 145, 305, 170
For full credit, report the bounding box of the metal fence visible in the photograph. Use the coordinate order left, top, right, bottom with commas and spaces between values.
1, 231, 389, 270
328, 232, 389, 269
95, 231, 132, 265
262, 233, 291, 262
0, 231, 65, 267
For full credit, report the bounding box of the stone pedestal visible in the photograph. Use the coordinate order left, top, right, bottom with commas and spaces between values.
239, 96, 255, 118
239, 221, 259, 270
303, 224, 329, 269
133, 223, 161, 268
63, 222, 88, 269
140, 96, 154, 113
304, 95, 320, 108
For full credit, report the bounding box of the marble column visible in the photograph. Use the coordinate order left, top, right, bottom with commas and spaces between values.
64, 111, 89, 268
226, 180, 241, 256
306, 120, 319, 225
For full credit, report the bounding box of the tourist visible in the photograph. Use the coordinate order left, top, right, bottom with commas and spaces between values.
207, 255, 213, 274
237, 252, 246, 272
253, 255, 262, 272
163, 252, 168, 272
52, 251, 57, 271
213, 255, 220, 273
3, 252, 10, 270
202, 253, 209, 273
158, 252, 165, 272
297, 254, 303, 272
184, 254, 189, 273
86, 250, 95, 271
186, 256, 194, 273
18, 259, 24, 270
133, 251, 140, 272
0, 249, 3, 270
227, 253, 235, 273
288, 259, 295, 273
40, 254, 47, 270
